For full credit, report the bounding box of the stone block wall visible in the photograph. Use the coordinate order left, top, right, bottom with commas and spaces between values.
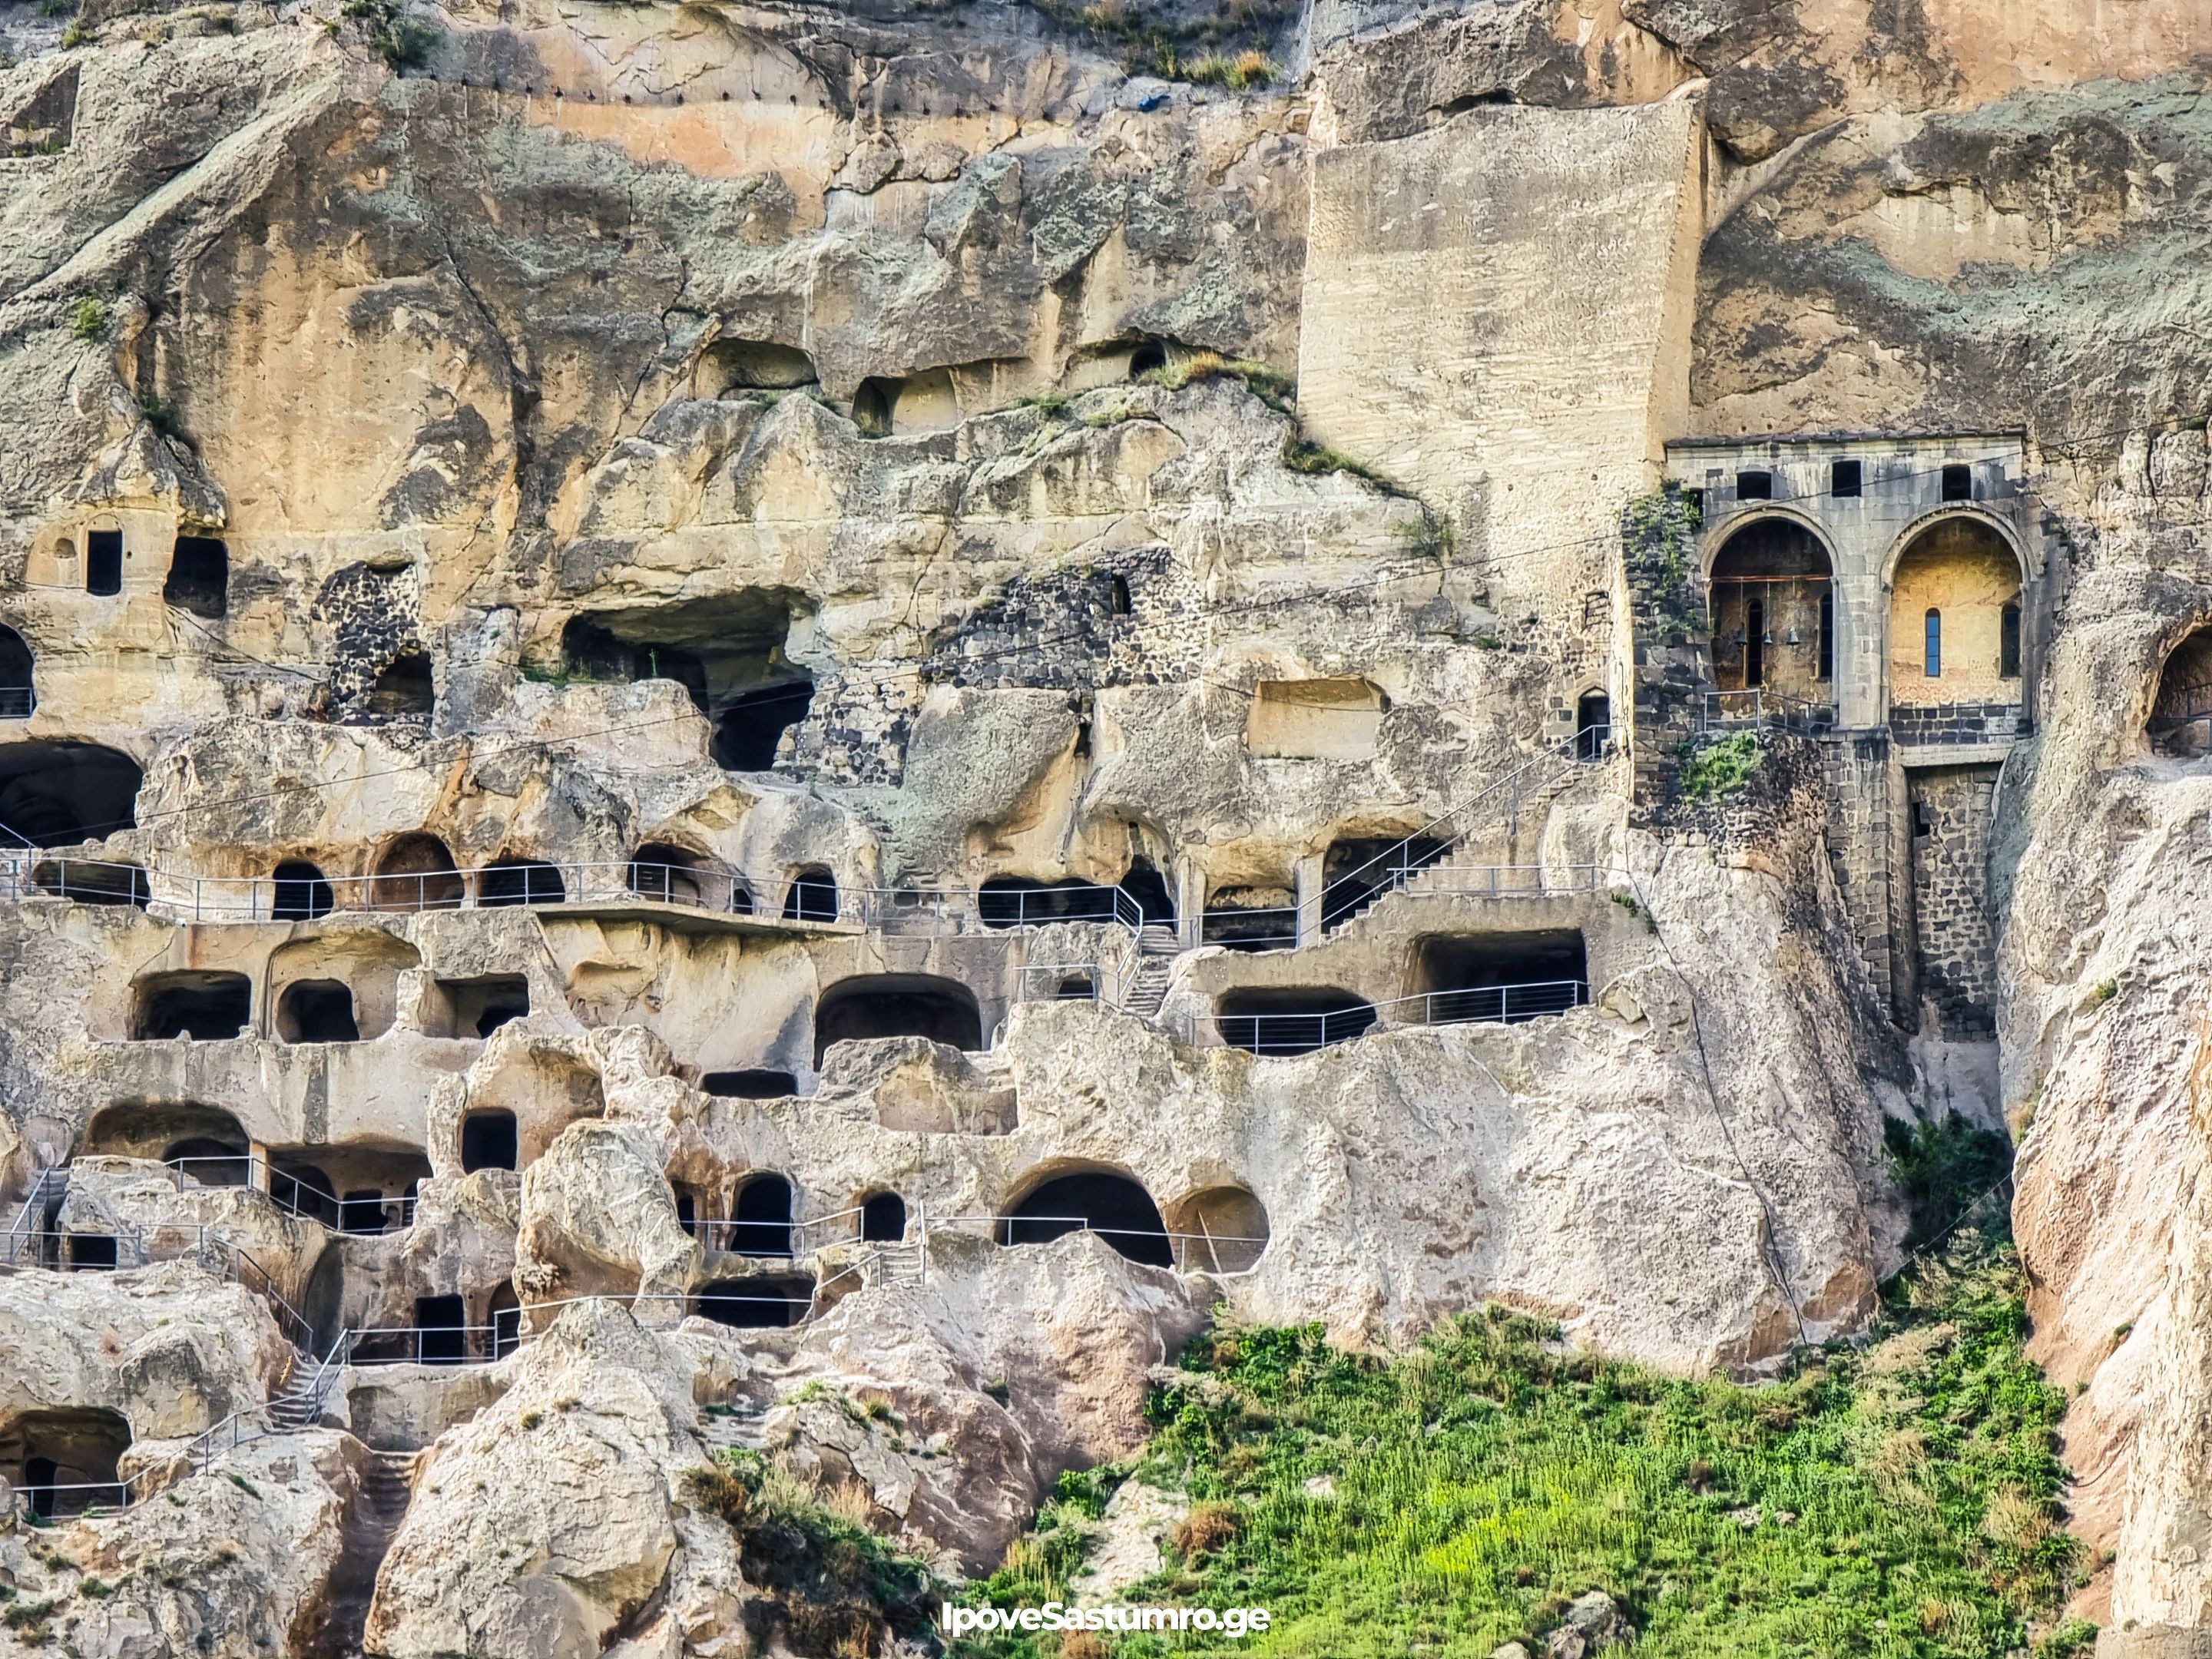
1822, 733, 1901, 1020
1906, 763, 2002, 1039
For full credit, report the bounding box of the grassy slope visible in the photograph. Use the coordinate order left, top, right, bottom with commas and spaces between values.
959, 1122, 2094, 1659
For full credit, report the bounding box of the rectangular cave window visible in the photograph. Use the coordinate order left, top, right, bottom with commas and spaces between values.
86, 530, 123, 596
164, 537, 227, 618
1830, 459, 1861, 498
1735, 470, 1772, 502
1941, 464, 1972, 502
432, 975, 529, 1038
1413, 931, 1589, 1025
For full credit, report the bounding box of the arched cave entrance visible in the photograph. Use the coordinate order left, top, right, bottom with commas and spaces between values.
271, 859, 334, 920
1576, 690, 1611, 760
276, 979, 360, 1044
1213, 986, 1376, 1055
628, 843, 704, 906
86, 1102, 250, 1177
559, 596, 813, 773
813, 975, 982, 1065
999, 1171, 1172, 1268
488, 1283, 523, 1359
432, 975, 529, 1039
1710, 518, 1833, 698
727, 1174, 793, 1258
3, 1407, 131, 1516
694, 1275, 813, 1328
369, 834, 463, 911
2151, 626, 2212, 757
478, 856, 565, 908
714, 680, 814, 771
781, 866, 839, 923
131, 971, 250, 1041
0, 741, 142, 846
1163, 1186, 1270, 1274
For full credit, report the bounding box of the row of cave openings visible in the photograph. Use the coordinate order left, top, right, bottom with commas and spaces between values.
1706, 485, 2025, 708
693, 335, 1179, 440
46, 528, 229, 614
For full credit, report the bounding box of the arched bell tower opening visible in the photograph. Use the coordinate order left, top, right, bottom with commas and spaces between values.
1708, 518, 1833, 707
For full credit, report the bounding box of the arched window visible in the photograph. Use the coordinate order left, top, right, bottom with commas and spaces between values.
1924, 609, 1942, 679
271, 859, 333, 921
1575, 690, 1610, 760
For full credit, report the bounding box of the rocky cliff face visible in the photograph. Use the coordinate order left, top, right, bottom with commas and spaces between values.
0, 0, 2207, 1650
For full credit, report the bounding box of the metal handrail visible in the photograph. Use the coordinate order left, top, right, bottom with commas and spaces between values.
928, 1214, 1270, 1276
1196, 977, 1589, 1055
162, 1156, 416, 1233
1700, 688, 1836, 733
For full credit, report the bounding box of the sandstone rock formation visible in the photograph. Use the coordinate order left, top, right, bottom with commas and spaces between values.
1, 0, 2209, 1648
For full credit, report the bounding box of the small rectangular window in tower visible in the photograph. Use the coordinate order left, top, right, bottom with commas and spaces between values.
1817, 592, 1834, 681
1940, 464, 1972, 502
1830, 459, 1861, 498
2000, 603, 2022, 678
86, 530, 123, 596
1735, 470, 1772, 501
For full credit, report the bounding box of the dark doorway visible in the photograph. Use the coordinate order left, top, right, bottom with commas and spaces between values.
270, 1162, 339, 1228
727, 1175, 793, 1257
1321, 836, 1449, 930
0, 741, 143, 846
1707, 519, 1832, 701
1000, 1172, 1171, 1268
1745, 598, 1766, 687
701, 1070, 797, 1099
461, 1111, 518, 1174
413, 1294, 466, 1365
978, 876, 1118, 928
853, 379, 894, 438
435, 975, 528, 1038
134, 971, 251, 1040
628, 843, 704, 906
272, 859, 334, 920
1119, 857, 1174, 925
1213, 986, 1376, 1056
1202, 888, 1299, 951
6, 1408, 131, 1516
86, 529, 123, 596
714, 680, 814, 770
339, 1190, 388, 1234
277, 979, 359, 1044
694, 1275, 813, 1328
366, 652, 434, 721
68, 1233, 119, 1270
814, 975, 982, 1065
0, 626, 33, 720
860, 1192, 906, 1243
370, 833, 463, 911
1576, 691, 1611, 760
782, 866, 839, 923
1414, 931, 1588, 1024
478, 858, 565, 908
488, 1283, 523, 1359
164, 536, 227, 618
1941, 464, 1972, 502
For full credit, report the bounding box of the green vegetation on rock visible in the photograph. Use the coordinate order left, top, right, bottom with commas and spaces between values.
957, 1131, 2085, 1659
1678, 731, 1761, 801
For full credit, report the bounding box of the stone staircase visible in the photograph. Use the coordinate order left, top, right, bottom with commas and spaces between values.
265, 1366, 325, 1432
303, 1449, 417, 1658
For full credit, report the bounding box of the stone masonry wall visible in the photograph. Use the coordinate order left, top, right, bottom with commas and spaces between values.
1823, 733, 1900, 1022
1908, 763, 2002, 1038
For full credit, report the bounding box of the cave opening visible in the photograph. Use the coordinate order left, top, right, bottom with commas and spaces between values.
727, 1174, 793, 1257
271, 859, 334, 920
0, 741, 143, 847
461, 1110, 518, 1174
164, 535, 228, 618
365, 652, 434, 721
132, 971, 251, 1041
694, 1274, 813, 1328
276, 979, 360, 1044
1213, 986, 1376, 1055
999, 1171, 1171, 1268
1413, 930, 1588, 1024
814, 974, 982, 1064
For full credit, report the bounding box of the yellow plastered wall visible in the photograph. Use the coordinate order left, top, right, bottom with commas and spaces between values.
1888, 521, 2022, 706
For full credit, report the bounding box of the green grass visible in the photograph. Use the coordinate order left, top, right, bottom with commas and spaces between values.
959, 1220, 2087, 1657
68, 296, 110, 343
